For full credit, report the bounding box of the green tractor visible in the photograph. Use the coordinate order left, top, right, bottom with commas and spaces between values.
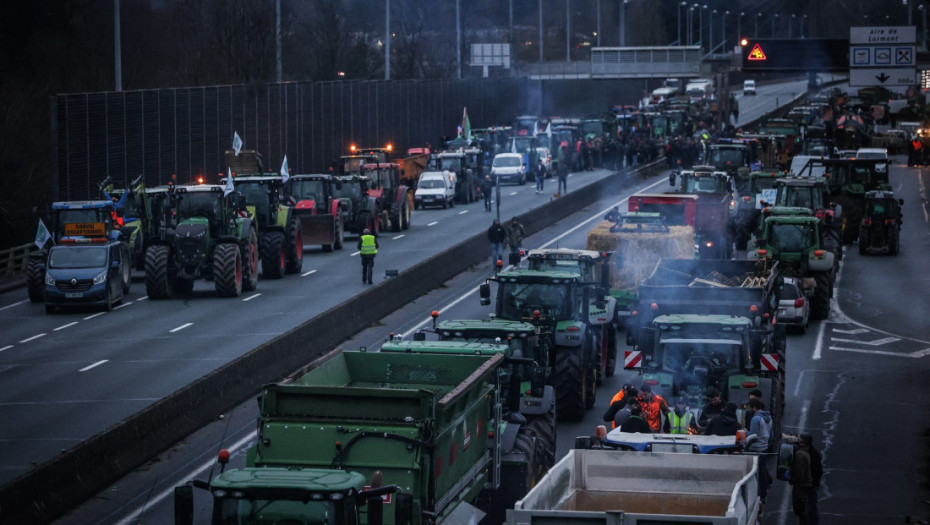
748, 212, 835, 320
771, 176, 843, 260
731, 169, 786, 251
480, 270, 599, 420
225, 150, 302, 277
144, 184, 259, 298
859, 190, 904, 255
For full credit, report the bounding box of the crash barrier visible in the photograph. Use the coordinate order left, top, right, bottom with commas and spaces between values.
0, 160, 667, 524
0, 242, 33, 277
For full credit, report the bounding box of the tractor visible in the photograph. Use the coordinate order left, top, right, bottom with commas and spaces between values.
285, 173, 347, 252
858, 190, 903, 255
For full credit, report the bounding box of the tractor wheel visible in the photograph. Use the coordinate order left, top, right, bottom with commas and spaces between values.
26, 258, 45, 303
390, 201, 402, 232
554, 346, 586, 421
810, 271, 832, 320
260, 231, 286, 279
334, 218, 345, 249
174, 278, 194, 295
525, 395, 557, 470
120, 244, 132, 294
242, 227, 259, 292
285, 218, 303, 274
214, 243, 243, 297
585, 365, 597, 409
513, 432, 541, 491
605, 324, 618, 377
890, 236, 900, 256
144, 245, 173, 299
441, 198, 448, 209
401, 200, 411, 230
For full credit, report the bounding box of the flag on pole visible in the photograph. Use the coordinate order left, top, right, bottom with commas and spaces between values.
545, 121, 552, 140
461, 107, 471, 142
34, 219, 51, 249
280, 155, 290, 183
232, 132, 243, 156
511, 139, 517, 153
224, 167, 235, 196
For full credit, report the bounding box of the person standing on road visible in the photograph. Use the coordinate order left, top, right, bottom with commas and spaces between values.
557, 146, 569, 194
480, 175, 494, 211
357, 228, 378, 284
604, 383, 638, 429
535, 158, 546, 193
505, 216, 526, 255
789, 436, 815, 524
636, 383, 670, 433
487, 218, 506, 266
800, 433, 823, 524
698, 387, 725, 429
747, 398, 773, 502
668, 397, 698, 434
704, 402, 740, 436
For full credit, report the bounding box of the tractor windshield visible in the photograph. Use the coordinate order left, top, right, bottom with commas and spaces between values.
658, 338, 744, 401
498, 281, 574, 320
708, 148, 744, 169
770, 222, 814, 252
334, 181, 363, 201
528, 258, 598, 282
291, 179, 326, 203
439, 157, 462, 172
866, 199, 892, 218
48, 246, 108, 269
780, 187, 815, 209
177, 193, 221, 220
683, 176, 723, 193
214, 497, 343, 525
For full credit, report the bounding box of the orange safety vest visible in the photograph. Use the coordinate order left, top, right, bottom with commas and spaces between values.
913, 140, 922, 151
637, 393, 669, 432
608, 390, 630, 429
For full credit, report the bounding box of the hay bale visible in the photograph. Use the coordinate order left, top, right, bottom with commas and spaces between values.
586, 221, 695, 290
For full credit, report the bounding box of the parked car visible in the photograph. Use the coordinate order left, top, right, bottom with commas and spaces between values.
44, 240, 130, 313
491, 152, 527, 185
777, 277, 810, 334
743, 79, 757, 96
414, 170, 455, 209
856, 147, 889, 174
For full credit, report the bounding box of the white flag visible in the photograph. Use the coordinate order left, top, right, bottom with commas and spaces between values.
232, 132, 243, 156
545, 121, 552, 139
224, 167, 235, 196
280, 155, 290, 183
511, 139, 517, 153
34, 218, 52, 249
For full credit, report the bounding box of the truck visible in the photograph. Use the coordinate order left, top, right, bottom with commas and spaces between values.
225, 150, 302, 276
176, 349, 519, 525
629, 191, 730, 259
506, 449, 761, 524
285, 173, 347, 252
667, 166, 736, 258
479, 269, 600, 419
144, 184, 259, 298
625, 258, 785, 430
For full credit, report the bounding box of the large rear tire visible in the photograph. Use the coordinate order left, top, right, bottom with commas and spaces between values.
26, 258, 45, 303
144, 245, 173, 299
525, 396, 557, 470
285, 217, 303, 274
810, 271, 832, 320
402, 198, 411, 230
334, 217, 345, 249
242, 228, 259, 291
554, 347, 587, 421
260, 231, 286, 279
390, 201, 403, 232
214, 243, 243, 297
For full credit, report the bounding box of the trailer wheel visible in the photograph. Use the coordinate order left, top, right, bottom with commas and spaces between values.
285, 217, 303, 273
214, 243, 243, 297
554, 347, 586, 421
810, 271, 832, 320
26, 258, 45, 303
145, 245, 173, 299
260, 231, 286, 279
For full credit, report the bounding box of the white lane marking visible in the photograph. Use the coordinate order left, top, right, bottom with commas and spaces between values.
401, 176, 669, 339
54, 322, 79, 331
813, 318, 827, 360
832, 328, 868, 335
170, 323, 193, 333
0, 300, 25, 312
427, 221, 439, 226
136, 296, 148, 301
829, 346, 930, 358
509, 191, 518, 195
19, 333, 46, 343
79, 360, 108, 372
114, 303, 132, 310
242, 294, 261, 302
457, 210, 468, 215
84, 312, 106, 320
301, 269, 317, 277
351, 251, 360, 256
0, 345, 13, 352
830, 336, 900, 346
393, 234, 405, 240
114, 430, 258, 525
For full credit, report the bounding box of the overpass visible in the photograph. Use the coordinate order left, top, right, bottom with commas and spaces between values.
518, 46, 708, 80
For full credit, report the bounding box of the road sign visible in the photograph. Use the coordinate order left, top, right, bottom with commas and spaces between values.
740, 39, 848, 72
849, 67, 916, 87
850, 26, 916, 45
850, 46, 916, 67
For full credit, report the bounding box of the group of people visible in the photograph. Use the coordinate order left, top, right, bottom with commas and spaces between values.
486, 216, 526, 266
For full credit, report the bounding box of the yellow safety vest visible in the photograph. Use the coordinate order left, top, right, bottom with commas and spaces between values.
669, 410, 693, 434
360, 234, 378, 255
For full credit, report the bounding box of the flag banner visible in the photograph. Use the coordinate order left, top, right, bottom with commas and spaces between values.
35, 219, 52, 248
232, 132, 243, 156
462, 107, 471, 142
280, 155, 290, 183
224, 167, 235, 196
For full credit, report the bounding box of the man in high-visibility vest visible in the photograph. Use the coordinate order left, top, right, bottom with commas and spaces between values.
668, 397, 698, 434
358, 228, 378, 284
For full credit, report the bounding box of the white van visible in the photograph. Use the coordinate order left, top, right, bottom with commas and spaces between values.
491, 153, 527, 185
743, 79, 757, 96
855, 147, 889, 174
414, 171, 455, 209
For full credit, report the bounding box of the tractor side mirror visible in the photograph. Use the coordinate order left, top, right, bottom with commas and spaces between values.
669, 172, 676, 186
899, 198, 904, 205
479, 283, 491, 306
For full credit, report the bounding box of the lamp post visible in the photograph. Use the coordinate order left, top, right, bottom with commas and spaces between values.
619, 0, 626, 47
919, 4, 928, 51
722, 11, 729, 50
679, 1, 688, 45
737, 12, 744, 45
596, 0, 601, 46
756, 13, 762, 38
789, 14, 795, 38
772, 13, 778, 38
801, 14, 807, 38
700, 4, 707, 52
566, 0, 571, 61
688, 6, 694, 45
710, 9, 716, 53
539, 0, 544, 62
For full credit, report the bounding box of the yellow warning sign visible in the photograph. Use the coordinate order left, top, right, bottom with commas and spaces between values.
748, 43, 767, 61
64, 222, 107, 237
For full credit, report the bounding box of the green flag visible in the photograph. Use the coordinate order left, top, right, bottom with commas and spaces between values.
462, 107, 471, 142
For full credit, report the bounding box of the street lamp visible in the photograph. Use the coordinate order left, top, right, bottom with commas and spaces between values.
700, 4, 707, 52
756, 13, 762, 38
919, 4, 928, 51
737, 12, 744, 45
722, 11, 729, 50
789, 14, 796, 39
772, 13, 778, 38
688, 6, 695, 45
678, 1, 688, 46
710, 9, 716, 53
801, 14, 808, 38
619, 0, 626, 47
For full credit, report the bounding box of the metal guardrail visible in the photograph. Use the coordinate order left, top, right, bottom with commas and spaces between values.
0, 243, 34, 277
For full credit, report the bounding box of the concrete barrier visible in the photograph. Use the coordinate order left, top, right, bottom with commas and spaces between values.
0, 160, 666, 524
